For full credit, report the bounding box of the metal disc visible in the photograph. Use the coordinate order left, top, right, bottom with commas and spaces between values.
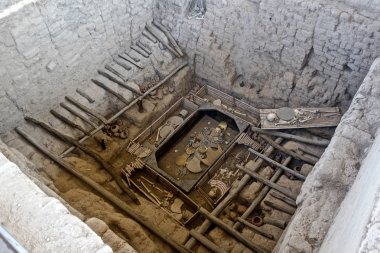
276, 107, 295, 121
186, 157, 202, 173
186, 147, 195, 155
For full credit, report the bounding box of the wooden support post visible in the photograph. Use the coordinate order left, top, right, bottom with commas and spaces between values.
152, 20, 184, 56
142, 30, 157, 43
65, 96, 108, 124
91, 79, 130, 104
137, 41, 152, 55
126, 52, 140, 62
145, 24, 181, 57
130, 45, 149, 58
236, 217, 274, 240
236, 164, 298, 200
248, 148, 306, 180
259, 134, 318, 165
76, 88, 95, 103
189, 230, 227, 253
105, 64, 128, 82
99, 68, 125, 84
97, 69, 142, 95
24, 116, 140, 205
198, 207, 268, 253
50, 109, 90, 135
15, 128, 190, 253
60, 103, 98, 128
297, 146, 322, 158
118, 54, 144, 69
250, 126, 330, 147
233, 156, 292, 230
113, 58, 132, 71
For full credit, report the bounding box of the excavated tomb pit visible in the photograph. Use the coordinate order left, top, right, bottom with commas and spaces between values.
1, 1, 380, 253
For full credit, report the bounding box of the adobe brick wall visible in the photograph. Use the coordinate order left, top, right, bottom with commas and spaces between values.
155, 0, 380, 111
0, 0, 154, 133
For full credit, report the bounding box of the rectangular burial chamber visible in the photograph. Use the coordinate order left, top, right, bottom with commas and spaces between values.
146, 106, 248, 192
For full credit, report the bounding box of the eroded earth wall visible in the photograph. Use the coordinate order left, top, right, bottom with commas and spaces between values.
0, 0, 154, 133
155, 0, 380, 110
274, 57, 380, 252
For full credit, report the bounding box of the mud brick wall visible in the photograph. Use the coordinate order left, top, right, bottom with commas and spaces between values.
0, 0, 154, 133
155, 0, 380, 110
273, 57, 380, 252
340, 0, 380, 12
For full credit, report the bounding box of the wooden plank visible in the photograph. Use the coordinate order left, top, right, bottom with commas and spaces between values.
260, 107, 341, 129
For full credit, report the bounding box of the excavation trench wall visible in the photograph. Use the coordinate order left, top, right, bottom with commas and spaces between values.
154, 0, 380, 111
0, 0, 155, 133
0, 150, 112, 253
1, 56, 379, 253
1, 0, 380, 252
275, 57, 380, 252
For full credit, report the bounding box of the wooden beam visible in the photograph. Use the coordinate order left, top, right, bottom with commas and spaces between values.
233, 156, 292, 230
199, 207, 268, 253
50, 109, 90, 135
15, 128, 191, 253
60, 62, 187, 157
152, 20, 183, 56
145, 24, 181, 57
65, 96, 108, 124
236, 164, 298, 200
250, 126, 330, 147
97, 69, 142, 95
24, 116, 139, 204
189, 230, 227, 253
185, 137, 283, 250
259, 134, 318, 164
92, 79, 130, 104
60, 103, 98, 128
130, 45, 149, 58
248, 148, 306, 180
236, 218, 274, 240
118, 53, 144, 69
